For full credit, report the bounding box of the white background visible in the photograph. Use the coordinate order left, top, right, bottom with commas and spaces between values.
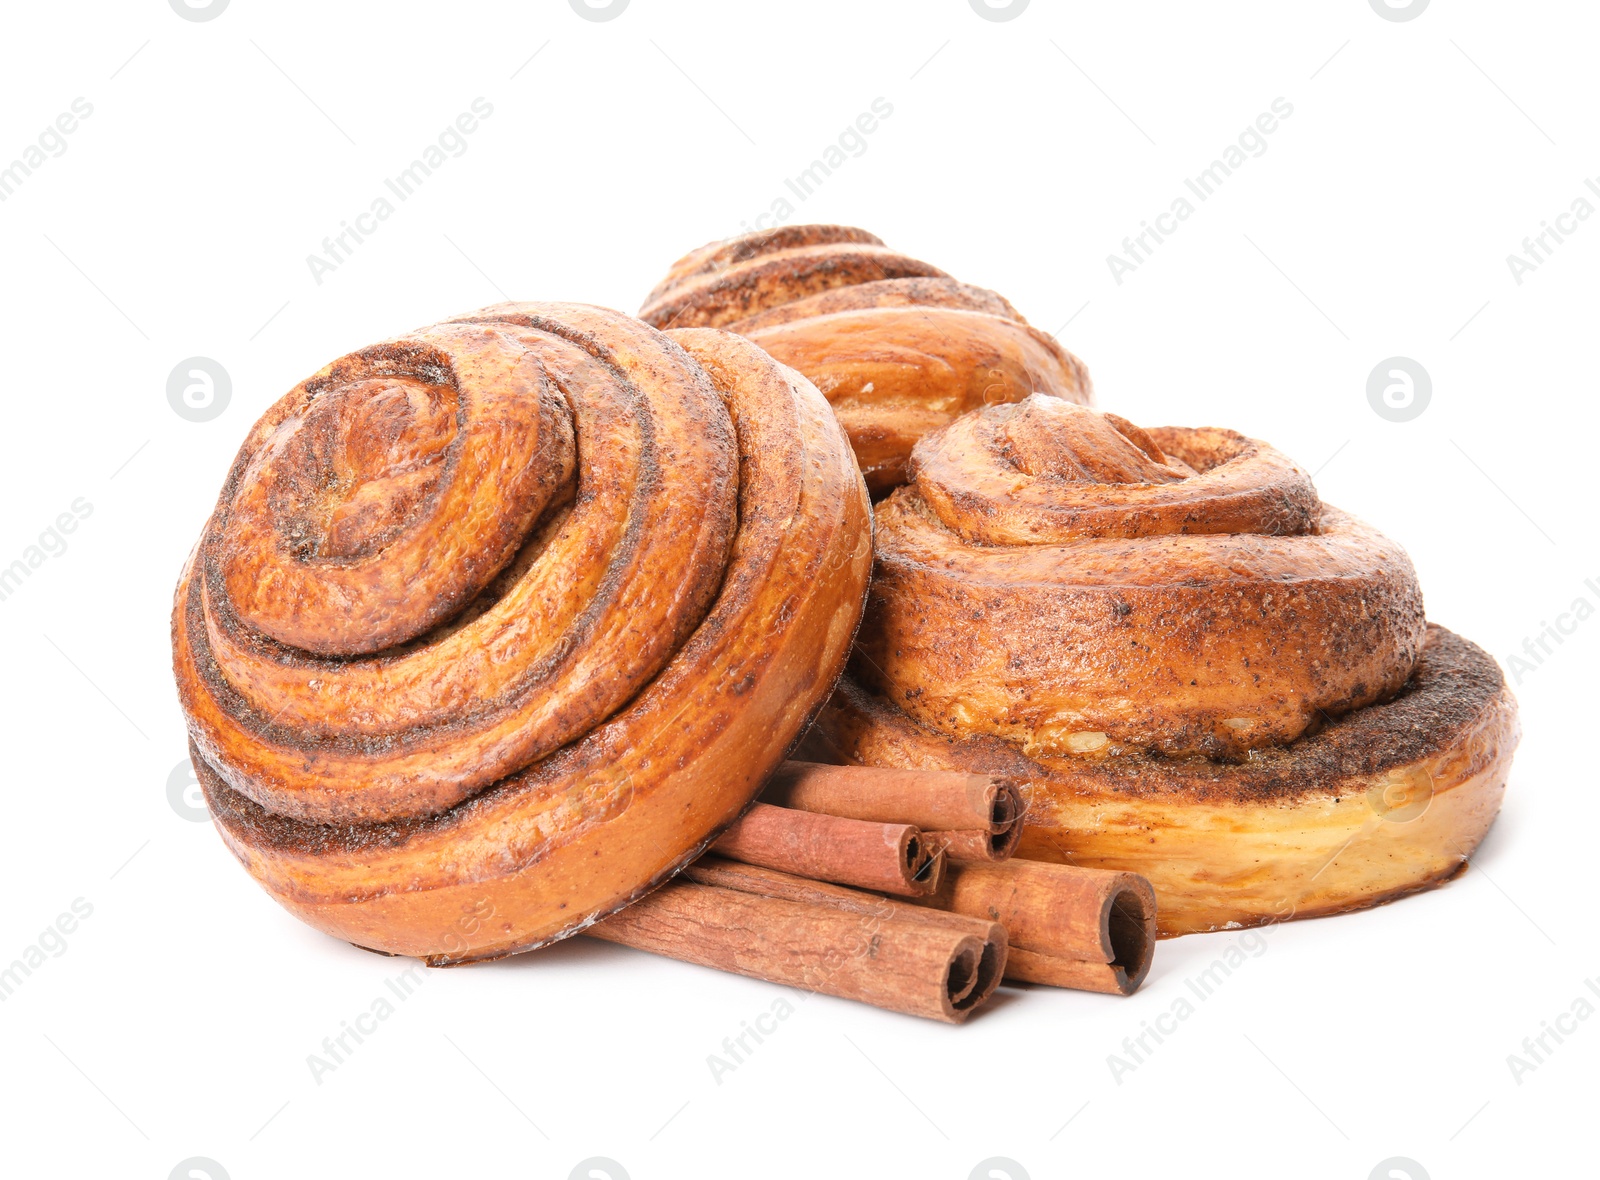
1, 1, 1595, 1177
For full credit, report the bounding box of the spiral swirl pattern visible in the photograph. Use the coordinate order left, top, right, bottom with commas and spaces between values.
811, 397, 1517, 935
640, 225, 1093, 494
859, 395, 1427, 761
174, 304, 873, 959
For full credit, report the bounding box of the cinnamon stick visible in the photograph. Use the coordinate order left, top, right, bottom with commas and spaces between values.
589, 880, 999, 1022
922, 825, 1024, 863
764, 761, 1024, 836
684, 856, 1007, 1008
919, 860, 1157, 995
710, 801, 942, 897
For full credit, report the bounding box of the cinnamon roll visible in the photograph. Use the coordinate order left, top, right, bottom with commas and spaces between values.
639, 224, 1093, 494
173, 304, 873, 961
809, 396, 1518, 935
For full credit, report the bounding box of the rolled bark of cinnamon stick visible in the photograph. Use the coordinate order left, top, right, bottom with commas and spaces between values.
764, 761, 1024, 834
684, 856, 1007, 1008
918, 860, 1157, 995
710, 801, 942, 896
762, 761, 1024, 864
589, 879, 999, 1022
1003, 948, 1138, 994
922, 826, 1024, 863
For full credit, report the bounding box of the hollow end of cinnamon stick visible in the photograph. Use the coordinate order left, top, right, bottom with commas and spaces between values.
985, 777, 1026, 834
907, 839, 944, 894
710, 802, 941, 897
684, 856, 1007, 1011
1103, 877, 1157, 994
1001, 878, 1156, 995
945, 935, 1005, 1013
588, 880, 1001, 1022
921, 860, 1157, 995
924, 821, 1024, 863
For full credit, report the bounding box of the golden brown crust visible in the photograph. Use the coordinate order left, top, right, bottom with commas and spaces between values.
642, 240, 947, 332
726, 277, 1023, 334
639, 225, 1093, 495
856, 398, 1425, 761
643, 224, 887, 312
808, 398, 1517, 935
910, 399, 1321, 545
176, 305, 874, 960
176, 311, 742, 824
818, 626, 1509, 805
811, 626, 1519, 936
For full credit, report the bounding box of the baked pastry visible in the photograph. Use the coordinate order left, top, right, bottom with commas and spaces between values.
173, 303, 873, 961
639, 224, 1092, 494
808, 395, 1519, 935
